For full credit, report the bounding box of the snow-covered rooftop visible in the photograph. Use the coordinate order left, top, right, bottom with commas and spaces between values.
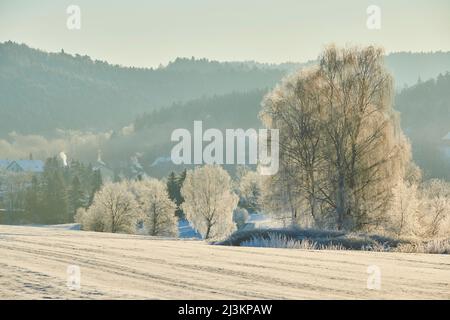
0, 160, 44, 172
0, 160, 10, 169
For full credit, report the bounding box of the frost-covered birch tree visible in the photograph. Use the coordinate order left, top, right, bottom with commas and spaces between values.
77, 181, 139, 233
181, 165, 238, 240
388, 180, 420, 236
238, 170, 263, 213
130, 178, 178, 237
419, 179, 450, 237
261, 45, 412, 231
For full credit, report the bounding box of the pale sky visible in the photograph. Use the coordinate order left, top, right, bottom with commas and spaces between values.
1, 0, 449, 68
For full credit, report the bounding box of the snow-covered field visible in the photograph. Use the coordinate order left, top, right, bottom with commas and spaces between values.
0, 225, 449, 299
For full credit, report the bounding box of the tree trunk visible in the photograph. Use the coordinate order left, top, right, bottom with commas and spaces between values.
205, 223, 211, 239
336, 174, 346, 230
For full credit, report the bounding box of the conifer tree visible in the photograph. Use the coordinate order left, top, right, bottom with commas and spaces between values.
89, 169, 103, 206
69, 176, 85, 221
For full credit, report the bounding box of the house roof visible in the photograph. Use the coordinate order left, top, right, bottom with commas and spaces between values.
0, 160, 44, 172
0, 160, 10, 169
15, 160, 44, 172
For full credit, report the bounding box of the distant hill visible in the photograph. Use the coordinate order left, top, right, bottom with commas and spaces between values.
395, 72, 450, 180
385, 52, 450, 89
102, 90, 266, 177
2, 41, 450, 137
0, 42, 285, 136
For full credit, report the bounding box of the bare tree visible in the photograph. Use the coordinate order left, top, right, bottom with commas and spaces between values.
261, 68, 326, 226
238, 170, 263, 213
388, 180, 420, 237
130, 178, 178, 237
78, 181, 139, 233
419, 179, 450, 237
181, 165, 238, 240
261, 160, 305, 227
261, 45, 411, 231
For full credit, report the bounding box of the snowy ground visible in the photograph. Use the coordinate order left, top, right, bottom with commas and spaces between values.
0, 225, 449, 299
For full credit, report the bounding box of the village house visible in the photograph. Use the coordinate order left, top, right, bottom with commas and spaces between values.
0, 160, 44, 211
0, 160, 44, 173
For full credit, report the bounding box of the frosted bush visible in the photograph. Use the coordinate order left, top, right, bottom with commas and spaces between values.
240, 233, 345, 250
396, 239, 450, 254
233, 208, 249, 230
